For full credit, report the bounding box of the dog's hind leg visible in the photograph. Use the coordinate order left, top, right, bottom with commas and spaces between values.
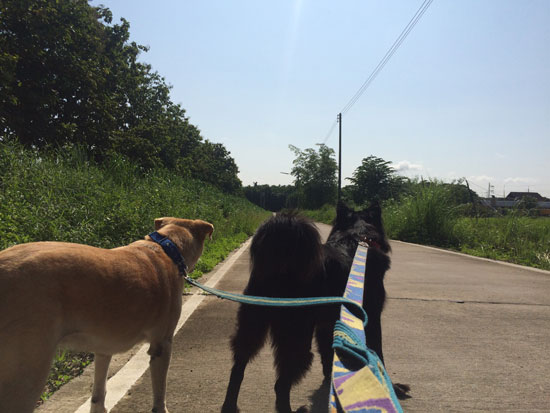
0, 332, 57, 413
148, 339, 173, 413
90, 353, 112, 413
365, 313, 384, 365
363, 249, 389, 365
222, 305, 269, 413
271, 317, 315, 413
315, 319, 336, 381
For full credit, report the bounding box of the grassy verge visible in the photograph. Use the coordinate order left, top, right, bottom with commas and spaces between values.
300, 189, 550, 271
299, 203, 336, 225
383, 183, 550, 271
454, 216, 550, 270
0, 142, 271, 401
383, 183, 460, 248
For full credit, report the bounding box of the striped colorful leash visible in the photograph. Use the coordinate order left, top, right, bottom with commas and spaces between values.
329, 243, 403, 413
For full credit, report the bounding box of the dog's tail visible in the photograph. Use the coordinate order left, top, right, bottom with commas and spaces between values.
246, 211, 324, 296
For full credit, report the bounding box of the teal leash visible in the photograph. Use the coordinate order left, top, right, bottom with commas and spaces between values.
183, 275, 368, 326
147, 231, 367, 325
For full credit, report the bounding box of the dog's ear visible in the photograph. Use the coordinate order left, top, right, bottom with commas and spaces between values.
336, 202, 352, 220
193, 220, 214, 241
367, 201, 381, 217
154, 218, 169, 230
364, 202, 383, 228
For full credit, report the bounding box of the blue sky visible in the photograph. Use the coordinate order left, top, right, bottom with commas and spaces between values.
93, 0, 549, 197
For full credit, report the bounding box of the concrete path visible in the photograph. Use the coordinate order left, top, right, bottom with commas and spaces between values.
38, 224, 550, 412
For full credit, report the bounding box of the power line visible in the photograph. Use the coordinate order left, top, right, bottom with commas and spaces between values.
468, 181, 488, 191
340, 0, 434, 116
321, 0, 433, 145
322, 118, 338, 144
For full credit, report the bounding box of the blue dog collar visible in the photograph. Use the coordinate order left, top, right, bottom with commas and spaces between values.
148, 231, 188, 276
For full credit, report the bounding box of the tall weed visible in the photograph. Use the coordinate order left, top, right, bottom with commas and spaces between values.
454, 215, 550, 270
0, 142, 269, 274
299, 203, 336, 225
382, 179, 550, 270
384, 182, 459, 247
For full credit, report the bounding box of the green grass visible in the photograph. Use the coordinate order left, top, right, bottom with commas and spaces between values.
0, 142, 271, 402
383, 182, 550, 271
454, 216, 550, 270
383, 183, 460, 248
0, 143, 270, 275
41, 351, 94, 402
298, 191, 550, 272
299, 203, 336, 225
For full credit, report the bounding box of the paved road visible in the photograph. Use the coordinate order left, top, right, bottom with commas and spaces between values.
39, 224, 550, 412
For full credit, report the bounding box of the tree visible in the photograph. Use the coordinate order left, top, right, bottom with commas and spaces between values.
289, 144, 337, 209
0, 0, 242, 193
243, 184, 296, 211
347, 156, 406, 204
188, 140, 242, 193
1, 1, 121, 149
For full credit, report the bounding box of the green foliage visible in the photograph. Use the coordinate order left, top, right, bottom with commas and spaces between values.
383, 180, 460, 247
347, 155, 407, 204
243, 184, 297, 211
0, 0, 241, 193
41, 351, 93, 402
517, 196, 539, 211
0, 142, 270, 402
289, 144, 337, 209
454, 215, 550, 270
299, 203, 336, 225
383, 179, 550, 270
0, 142, 268, 266
188, 140, 242, 194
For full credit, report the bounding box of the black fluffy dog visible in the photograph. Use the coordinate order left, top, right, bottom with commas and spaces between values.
222, 203, 392, 413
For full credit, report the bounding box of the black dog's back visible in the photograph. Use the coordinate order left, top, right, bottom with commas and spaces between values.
246, 212, 324, 298
223, 212, 326, 413
223, 206, 395, 413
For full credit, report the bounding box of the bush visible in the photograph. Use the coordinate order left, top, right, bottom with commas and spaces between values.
383, 181, 459, 247
454, 215, 550, 270
299, 203, 336, 225
0, 142, 269, 271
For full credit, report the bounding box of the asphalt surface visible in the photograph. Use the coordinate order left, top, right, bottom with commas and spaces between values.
38, 223, 550, 413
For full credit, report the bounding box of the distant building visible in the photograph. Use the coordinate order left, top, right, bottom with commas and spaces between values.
480, 192, 550, 212
505, 192, 549, 202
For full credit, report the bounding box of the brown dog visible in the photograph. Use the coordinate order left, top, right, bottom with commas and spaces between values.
0, 217, 213, 413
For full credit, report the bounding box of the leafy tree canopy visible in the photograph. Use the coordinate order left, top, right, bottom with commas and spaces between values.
347, 155, 406, 204
0, 0, 241, 192
289, 144, 337, 209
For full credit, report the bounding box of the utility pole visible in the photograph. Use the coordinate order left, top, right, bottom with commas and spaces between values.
464, 178, 478, 220
337, 113, 342, 203
487, 182, 494, 198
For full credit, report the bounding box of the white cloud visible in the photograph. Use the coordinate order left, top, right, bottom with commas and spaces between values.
468, 175, 494, 182
392, 160, 423, 172
504, 177, 535, 184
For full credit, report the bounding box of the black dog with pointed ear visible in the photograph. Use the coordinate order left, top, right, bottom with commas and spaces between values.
316, 202, 391, 375
222, 203, 395, 413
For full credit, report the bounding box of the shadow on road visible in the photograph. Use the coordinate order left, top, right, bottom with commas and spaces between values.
307, 379, 330, 413
306, 379, 411, 412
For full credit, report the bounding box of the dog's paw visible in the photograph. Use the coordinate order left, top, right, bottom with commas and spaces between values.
393, 382, 411, 400
90, 404, 107, 413
221, 404, 240, 413
294, 406, 310, 413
